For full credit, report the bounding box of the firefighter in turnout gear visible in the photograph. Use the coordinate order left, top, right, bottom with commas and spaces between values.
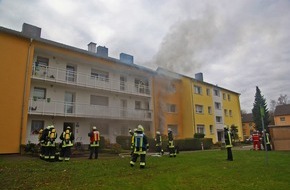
38, 128, 44, 159
44, 125, 57, 161
129, 128, 137, 156
88, 126, 100, 159
252, 130, 261, 150
224, 126, 233, 161
155, 131, 164, 155
59, 126, 75, 161
130, 125, 149, 169
262, 130, 272, 151
168, 128, 176, 157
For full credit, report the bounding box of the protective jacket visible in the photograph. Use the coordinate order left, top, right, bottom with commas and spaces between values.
60, 129, 74, 147
88, 130, 100, 147
224, 130, 233, 148
133, 131, 148, 154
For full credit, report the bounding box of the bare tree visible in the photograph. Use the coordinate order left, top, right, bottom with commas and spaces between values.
277, 94, 287, 105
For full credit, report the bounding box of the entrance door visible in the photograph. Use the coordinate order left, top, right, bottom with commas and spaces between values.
217, 131, 223, 142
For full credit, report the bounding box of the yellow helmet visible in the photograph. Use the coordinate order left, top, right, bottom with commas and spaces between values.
137, 125, 144, 132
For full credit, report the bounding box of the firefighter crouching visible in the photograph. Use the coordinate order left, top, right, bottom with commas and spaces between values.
155, 131, 164, 155
88, 126, 100, 159
168, 128, 176, 157
44, 125, 57, 161
130, 125, 149, 169
59, 126, 75, 161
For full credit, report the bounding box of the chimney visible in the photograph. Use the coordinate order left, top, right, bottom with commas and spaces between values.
120, 53, 134, 64
195, 72, 203, 81
88, 42, 97, 53
22, 23, 41, 38
96, 46, 108, 57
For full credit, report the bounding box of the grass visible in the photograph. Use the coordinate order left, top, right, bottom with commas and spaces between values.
1, 150, 290, 190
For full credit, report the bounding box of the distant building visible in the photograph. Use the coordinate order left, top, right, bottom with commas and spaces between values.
241, 113, 255, 141
274, 104, 290, 126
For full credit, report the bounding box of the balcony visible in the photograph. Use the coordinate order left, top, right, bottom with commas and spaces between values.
31, 64, 151, 97
28, 99, 152, 121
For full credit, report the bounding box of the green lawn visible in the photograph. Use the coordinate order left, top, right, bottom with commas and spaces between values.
1, 150, 290, 190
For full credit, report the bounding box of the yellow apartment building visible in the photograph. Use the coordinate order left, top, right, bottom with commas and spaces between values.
274, 104, 290, 126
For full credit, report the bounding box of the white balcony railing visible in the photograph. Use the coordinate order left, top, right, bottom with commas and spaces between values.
31, 64, 151, 96
28, 99, 152, 121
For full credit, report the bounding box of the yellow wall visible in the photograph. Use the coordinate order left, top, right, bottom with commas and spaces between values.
0, 32, 33, 153
222, 91, 243, 141
242, 122, 254, 140
192, 81, 216, 140
274, 115, 290, 126
181, 77, 195, 138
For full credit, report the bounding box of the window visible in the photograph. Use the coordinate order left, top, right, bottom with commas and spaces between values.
214, 89, 220, 96
168, 124, 178, 135
36, 56, 49, 67
167, 104, 176, 113
66, 65, 76, 82
197, 125, 205, 134
216, 116, 222, 123
194, 85, 202, 94
227, 94, 231, 101
33, 87, 46, 99
120, 75, 127, 91
208, 106, 212, 114
223, 93, 226, 100
65, 92, 75, 113
210, 125, 214, 134
206, 88, 210, 96
224, 109, 228, 116
229, 110, 232, 117
280, 117, 285, 122
215, 102, 221, 110
31, 120, 44, 135
91, 69, 109, 81
135, 101, 141, 109
166, 82, 176, 93
135, 78, 149, 94
90, 95, 109, 106
195, 105, 203, 114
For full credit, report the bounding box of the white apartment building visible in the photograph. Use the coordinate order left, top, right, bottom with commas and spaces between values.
27, 42, 154, 145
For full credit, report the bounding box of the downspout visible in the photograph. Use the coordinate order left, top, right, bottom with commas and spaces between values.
190, 79, 196, 135
20, 38, 33, 154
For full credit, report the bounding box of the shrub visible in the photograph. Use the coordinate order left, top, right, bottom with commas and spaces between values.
194, 133, 205, 138
116, 136, 131, 150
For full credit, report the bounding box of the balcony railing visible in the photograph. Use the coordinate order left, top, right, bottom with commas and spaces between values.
28, 99, 152, 121
31, 64, 151, 96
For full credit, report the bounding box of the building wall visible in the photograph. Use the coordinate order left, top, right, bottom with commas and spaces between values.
0, 32, 33, 153
222, 90, 243, 141
274, 115, 290, 126
269, 125, 290, 150
153, 74, 183, 138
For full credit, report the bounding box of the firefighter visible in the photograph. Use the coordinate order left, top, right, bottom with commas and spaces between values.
168, 128, 176, 157
130, 125, 149, 169
262, 130, 272, 151
38, 128, 44, 159
59, 126, 75, 161
88, 126, 100, 159
44, 125, 57, 161
252, 130, 261, 150
129, 128, 137, 156
155, 131, 164, 155
224, 126, 233, 161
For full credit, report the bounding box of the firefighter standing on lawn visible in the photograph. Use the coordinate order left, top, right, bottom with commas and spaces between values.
224, 126, 233, 161
168, 128, 176, 157
44, 125, 57, 161
59, 126, 75, 161
130, 125, 149, 169
129, 128, 137, 156
88, 126, 100, 159
252, 130, 261, 150
155, 131, 164, 155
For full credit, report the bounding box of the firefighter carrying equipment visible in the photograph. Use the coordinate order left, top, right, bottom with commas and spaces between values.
62, 130, 73, 147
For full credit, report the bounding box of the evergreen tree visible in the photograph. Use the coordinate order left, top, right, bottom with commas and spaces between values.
252, 86, 270, 131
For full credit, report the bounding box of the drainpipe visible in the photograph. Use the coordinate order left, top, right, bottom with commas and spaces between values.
20, 38, 33, 154
190, 79, 196, 135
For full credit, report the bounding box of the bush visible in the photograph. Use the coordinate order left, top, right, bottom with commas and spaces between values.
116, 136, 131, 150
174, 138, 213, 151
194, 133, 205, 138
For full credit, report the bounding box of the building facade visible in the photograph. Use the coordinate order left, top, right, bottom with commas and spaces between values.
0, 23, 243, 153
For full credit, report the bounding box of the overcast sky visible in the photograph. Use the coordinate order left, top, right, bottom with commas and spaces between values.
1, 0, 290, 113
